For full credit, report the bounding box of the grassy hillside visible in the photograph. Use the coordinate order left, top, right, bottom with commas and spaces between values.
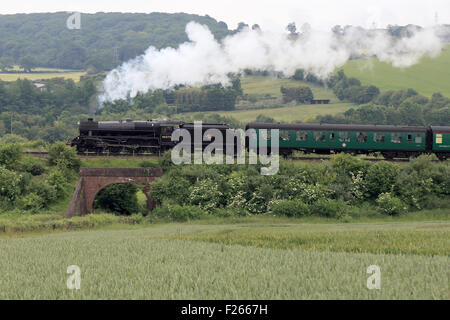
341, 45, 450, 97
185, 75, 351, 123
187, 103, 353, 123
0, 219, 448, 299
241, 75, 339, 102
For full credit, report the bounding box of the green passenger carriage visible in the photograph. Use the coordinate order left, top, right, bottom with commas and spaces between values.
246, 123, 430, 159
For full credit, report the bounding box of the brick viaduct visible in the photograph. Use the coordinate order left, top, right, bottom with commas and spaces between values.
66, 167, 162, 218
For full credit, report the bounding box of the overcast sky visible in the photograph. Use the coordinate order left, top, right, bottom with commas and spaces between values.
1, 0, 449, 30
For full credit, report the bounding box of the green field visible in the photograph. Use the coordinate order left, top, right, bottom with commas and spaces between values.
186, 103, 353, 123
342, 45, 450, 97
0, 218, 448, 299
241, 75, 339, 102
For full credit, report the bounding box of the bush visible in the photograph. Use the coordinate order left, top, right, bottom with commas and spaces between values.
0, 166, 21, 202
152, 204, 206, 221
46, 168, 69, 199
19, 193, 44, 213
310, 199, 350, 219
271, 200, 310, 217
0, 143, 23, 170
21, 157, 46, 176
150, 176, 191, 205
376, 192, 407, 215
365, 162, 399, 197
27, 179, 57, 205
47, 142, 81, 172
332, 153, 368, 177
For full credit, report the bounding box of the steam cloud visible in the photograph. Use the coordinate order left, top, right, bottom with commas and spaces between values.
99, 22, 442, 104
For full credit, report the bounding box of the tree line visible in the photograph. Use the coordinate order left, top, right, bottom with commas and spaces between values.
0, 12, 233, 73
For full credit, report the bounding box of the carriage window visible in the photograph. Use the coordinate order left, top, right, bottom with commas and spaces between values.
391, 133, 402, 143
407, 134, 413, 142
296, 131, 307, 141
280, 130, 290, 141
374, 133, 385, 143
314, 131, 326, 142
436, 134, 443, 144
356, 132, 368, 143
329, 132, 336, 141
415, 134, 422, 143
338, 132, 350, 142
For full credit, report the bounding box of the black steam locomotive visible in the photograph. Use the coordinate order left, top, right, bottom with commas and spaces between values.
68, 118, 230, 154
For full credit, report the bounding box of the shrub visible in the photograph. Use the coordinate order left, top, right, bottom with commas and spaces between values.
20, 193, 44, 213
46, 168, 69, 199
0, 166, 21, 202
365, 162, 399, 197
47, 142, 81, 172
27, 179, 57, 205
331, 153, 368, 177
0, 143, 23, 170
376, 192, 407, 215
152, 204, 206, 221
188, 178, 224, 212
310, 199, 350, 219
150, 176, 191, 205
271, 200, 310, 217
21, 157, 46, 176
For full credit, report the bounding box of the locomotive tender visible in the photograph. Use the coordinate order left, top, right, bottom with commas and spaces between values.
69, 118, 450, 160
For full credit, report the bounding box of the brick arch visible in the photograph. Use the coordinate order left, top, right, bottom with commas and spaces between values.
67, 168, 162, 218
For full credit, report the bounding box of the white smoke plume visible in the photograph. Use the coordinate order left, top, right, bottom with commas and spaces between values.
99, 22, 442, 104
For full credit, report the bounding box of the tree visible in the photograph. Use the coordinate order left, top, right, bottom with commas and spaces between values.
19, 56, 37, 72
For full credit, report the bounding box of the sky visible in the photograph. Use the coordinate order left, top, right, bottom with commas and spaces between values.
0, 0, 449, 30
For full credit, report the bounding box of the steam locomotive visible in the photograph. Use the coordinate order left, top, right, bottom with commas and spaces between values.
68, 118, 450, 160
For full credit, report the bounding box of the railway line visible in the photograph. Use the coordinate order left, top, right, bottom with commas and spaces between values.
24, 151, 423, 162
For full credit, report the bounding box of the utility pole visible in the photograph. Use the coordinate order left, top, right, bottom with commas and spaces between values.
10, 112, 12, 134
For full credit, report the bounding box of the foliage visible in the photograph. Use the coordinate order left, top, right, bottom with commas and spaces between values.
365, 162, 399, 197
0, 12, 231, 71
310, 199, 350, 219
0, 143, 22, 170
376, 192, 407, 215
0, 166, 21, 201
47, 142, 81, 172
21, 157, 45, 176
271, 200, 310, 217
280, 85, 314, 103
94, 183, 140, 216
152, 204, 206, 221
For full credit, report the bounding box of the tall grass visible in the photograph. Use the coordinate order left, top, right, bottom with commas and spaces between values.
0, 223, 447, 299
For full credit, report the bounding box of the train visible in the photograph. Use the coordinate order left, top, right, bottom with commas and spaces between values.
68, 118, 450, 160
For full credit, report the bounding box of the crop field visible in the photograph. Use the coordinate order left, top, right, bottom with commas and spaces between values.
341, 45, 450, 97
187, 103, 354, 123
0, 218, 448, 299
0, 66, 86, 82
